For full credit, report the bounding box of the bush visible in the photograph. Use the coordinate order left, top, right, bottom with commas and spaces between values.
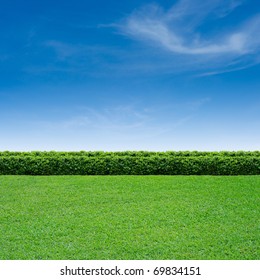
0, 151, 259, 175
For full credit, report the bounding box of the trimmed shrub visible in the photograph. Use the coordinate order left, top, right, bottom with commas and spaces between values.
0, 151, 259, 175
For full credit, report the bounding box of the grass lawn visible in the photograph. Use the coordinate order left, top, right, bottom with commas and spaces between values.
0, 175, 259, 260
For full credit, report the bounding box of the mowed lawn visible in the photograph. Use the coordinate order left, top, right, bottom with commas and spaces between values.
0, 176, 259, 260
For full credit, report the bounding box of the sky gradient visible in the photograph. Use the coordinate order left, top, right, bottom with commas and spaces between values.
1, 0, 260, 151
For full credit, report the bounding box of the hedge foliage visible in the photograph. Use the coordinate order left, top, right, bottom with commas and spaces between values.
0, 151, 259, 175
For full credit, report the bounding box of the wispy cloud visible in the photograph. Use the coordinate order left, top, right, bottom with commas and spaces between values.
35, 97, 210, 140
0, 98, 214, 151
118, 0, 260, 74
61, 105, 152, 130
35, 40, 129, 77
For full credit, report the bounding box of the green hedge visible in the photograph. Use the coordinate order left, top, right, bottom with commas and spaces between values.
0, 151, 259, 175
0, 151, 259, 157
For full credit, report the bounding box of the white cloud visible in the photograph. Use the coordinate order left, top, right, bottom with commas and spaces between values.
166, 0, 243, 22
30, 100, 208, 140
118, 0, 260, 74
61, 105, 151, 130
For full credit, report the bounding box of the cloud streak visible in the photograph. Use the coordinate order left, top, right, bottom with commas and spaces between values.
33, 99, 208, 140
118, 0, 260, 74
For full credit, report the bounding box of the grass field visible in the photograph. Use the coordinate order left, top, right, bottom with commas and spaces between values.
0, 175, 259, 260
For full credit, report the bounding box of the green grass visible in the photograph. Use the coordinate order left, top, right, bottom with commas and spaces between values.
0, 175, 259, 260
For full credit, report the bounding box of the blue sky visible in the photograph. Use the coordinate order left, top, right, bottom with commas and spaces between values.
0, 0, 259, 151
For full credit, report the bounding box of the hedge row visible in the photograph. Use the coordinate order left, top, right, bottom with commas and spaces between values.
0, 151, 260, 157
0, 152, 259, 175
